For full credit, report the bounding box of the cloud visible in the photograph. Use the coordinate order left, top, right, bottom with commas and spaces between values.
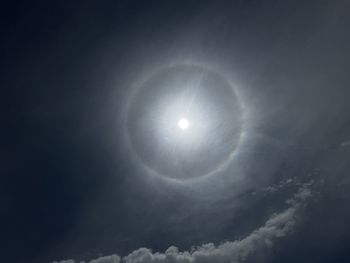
340, 141, 350, 147
262, 177, 295, 193
53, 255, 121, 263
53, 181, 313, 263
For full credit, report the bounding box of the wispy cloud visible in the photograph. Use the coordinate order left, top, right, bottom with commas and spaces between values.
340, 141, 350, 147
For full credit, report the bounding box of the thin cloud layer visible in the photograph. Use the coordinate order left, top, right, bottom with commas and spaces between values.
53, 180, 313, 263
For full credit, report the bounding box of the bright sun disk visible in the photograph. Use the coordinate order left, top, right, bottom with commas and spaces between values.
178, 118, 189, 130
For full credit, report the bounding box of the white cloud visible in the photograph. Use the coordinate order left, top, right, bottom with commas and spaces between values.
53, 181, 313, 263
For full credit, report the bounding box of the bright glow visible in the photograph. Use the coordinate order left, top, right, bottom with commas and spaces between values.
178, 118, 189, 130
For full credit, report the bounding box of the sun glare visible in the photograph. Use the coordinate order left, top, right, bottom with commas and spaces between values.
178, 118, 189, 130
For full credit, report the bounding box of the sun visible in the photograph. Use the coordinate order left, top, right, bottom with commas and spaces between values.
177, 118, 189, 130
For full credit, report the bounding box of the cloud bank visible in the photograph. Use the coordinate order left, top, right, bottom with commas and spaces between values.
53, 181, 313, 263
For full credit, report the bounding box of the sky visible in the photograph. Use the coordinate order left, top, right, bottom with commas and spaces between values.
2, 1, 350, 263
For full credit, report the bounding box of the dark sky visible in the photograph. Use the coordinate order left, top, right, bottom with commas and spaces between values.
2, 1, 350, 263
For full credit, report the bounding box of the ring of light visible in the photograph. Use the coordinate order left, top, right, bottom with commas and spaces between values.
125, 63, 245, 182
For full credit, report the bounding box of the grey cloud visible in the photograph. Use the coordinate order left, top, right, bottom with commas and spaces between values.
53, 255, 121, 263
53, 181, 313, 263
262, 177, 295, 194
340, 141, 350, 147
90, 255, 121, 263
